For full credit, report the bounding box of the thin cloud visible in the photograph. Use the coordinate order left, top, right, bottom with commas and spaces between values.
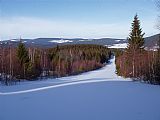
0, 17, 158, 40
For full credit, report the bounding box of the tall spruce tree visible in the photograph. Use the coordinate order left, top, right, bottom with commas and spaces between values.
127, 14, 145, 78
128, 14, 145, 50
17, 42, 30, 78
17, 42, 29, 65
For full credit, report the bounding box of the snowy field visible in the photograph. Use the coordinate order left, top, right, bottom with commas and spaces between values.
106, 43, 128, 49
0, 57, 160, 120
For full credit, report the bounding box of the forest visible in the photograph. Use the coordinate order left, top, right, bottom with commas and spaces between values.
115, 15, 160, 84
0, 43, 111, 85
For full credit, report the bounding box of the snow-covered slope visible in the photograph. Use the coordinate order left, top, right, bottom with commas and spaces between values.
49, 39, 73, 43
106, 43, 128, 49
0, 57, 160, 120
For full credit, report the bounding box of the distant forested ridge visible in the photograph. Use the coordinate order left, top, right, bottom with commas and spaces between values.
0, 43, 111, 85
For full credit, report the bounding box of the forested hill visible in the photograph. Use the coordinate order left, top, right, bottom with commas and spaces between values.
144, 34, 160, 50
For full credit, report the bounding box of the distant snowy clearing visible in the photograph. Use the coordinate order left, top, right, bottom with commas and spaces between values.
106, 43, 128, 48
49, 39, 73, 43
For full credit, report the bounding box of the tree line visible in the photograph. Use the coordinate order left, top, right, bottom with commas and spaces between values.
115, 15, 160, 84
0, 43, 111, 85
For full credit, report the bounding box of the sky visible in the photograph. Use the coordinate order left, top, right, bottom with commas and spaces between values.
0, 0, 159, 40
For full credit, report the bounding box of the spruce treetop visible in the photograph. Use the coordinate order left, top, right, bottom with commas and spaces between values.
128, 14, 145, 50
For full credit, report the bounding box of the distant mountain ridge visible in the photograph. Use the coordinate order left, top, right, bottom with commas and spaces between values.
144, 34, 160, 50
1, 34, 159, 49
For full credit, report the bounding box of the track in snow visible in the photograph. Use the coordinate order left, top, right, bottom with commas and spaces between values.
0, 78, 130, 95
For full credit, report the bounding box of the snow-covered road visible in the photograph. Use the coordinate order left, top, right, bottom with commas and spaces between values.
0, 57, 160, 120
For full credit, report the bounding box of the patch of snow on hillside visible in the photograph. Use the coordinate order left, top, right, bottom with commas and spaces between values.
22, 41, 27, 43
107, 43, 128, 48
115, 40, 121, 42
79, 39, 93, 42
49, 39, 73, 43
10, 39, 18, 42
145, 44, 159, 51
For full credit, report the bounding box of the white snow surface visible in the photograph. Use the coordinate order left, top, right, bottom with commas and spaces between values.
49, 39, 73, 43
0, 57, 160, 120
107, 43, 128, 48
115, 40, 121, 42
10, 39, 18, 42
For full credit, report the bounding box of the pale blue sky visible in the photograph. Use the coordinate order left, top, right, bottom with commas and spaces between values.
0, 0, 159, 39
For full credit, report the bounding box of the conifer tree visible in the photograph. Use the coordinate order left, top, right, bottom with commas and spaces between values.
128, 14, 145, 50
17, 42, 29, 78
17, 42, 29, 65
127, 14, 145, 77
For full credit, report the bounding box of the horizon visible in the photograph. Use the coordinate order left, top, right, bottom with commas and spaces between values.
0, 0, 159, 40
2, 33, 160, 41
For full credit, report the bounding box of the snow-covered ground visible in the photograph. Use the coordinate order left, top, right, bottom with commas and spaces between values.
0, 57, 160, 120
106, 43, 128, 48
49, 39, 73, 43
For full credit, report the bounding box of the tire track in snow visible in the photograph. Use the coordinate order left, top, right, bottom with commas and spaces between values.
0, 79, 129, 95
